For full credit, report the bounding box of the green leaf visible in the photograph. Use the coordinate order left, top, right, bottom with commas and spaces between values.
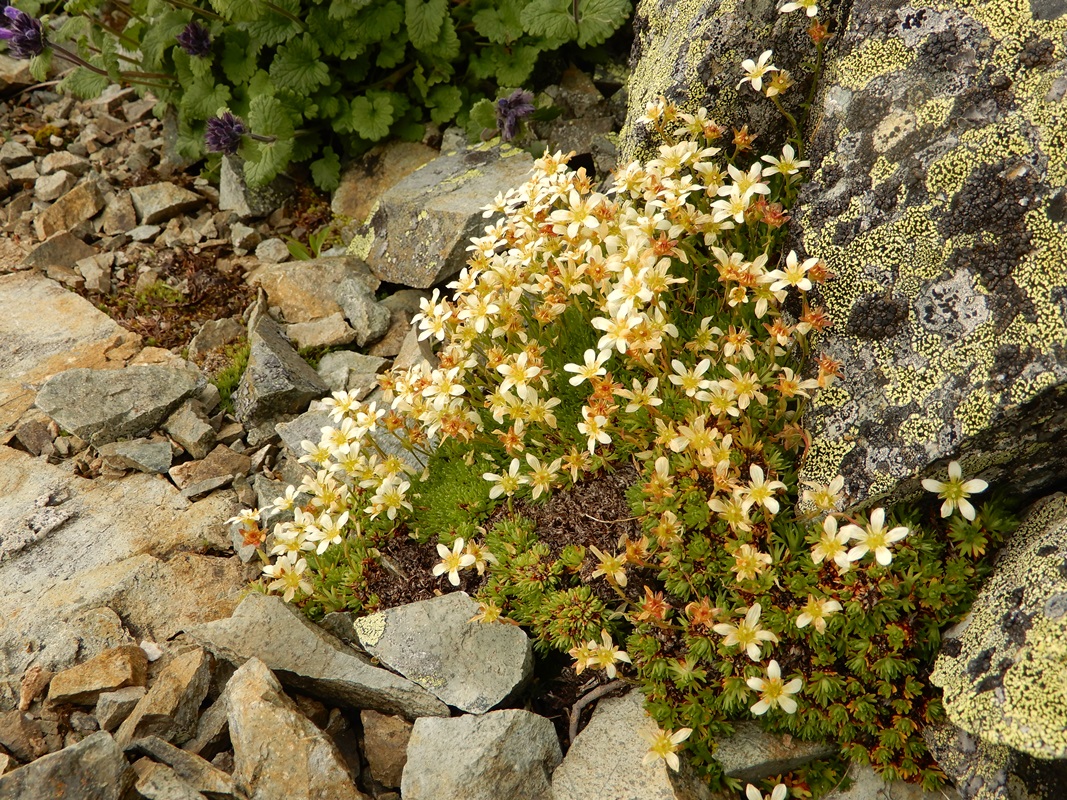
246, 0, 303, 45
29, 50, 53, 83
422, 15, 459, 59
58, 67, 110, 99
359, 0, 404, 41
495, 44, 539, 84
242, 136, 294, 186
405, 0, 447, 49
346, 93, 395, 141
376, 33, 407, 68
63, 0, 106, 14
427, 84, 462, 124
248, 93, 295, 138
208, 0, 262, 22
270, 34, 330, 94
473, 0, 523, 43
521, 0, 577, 42
328, 0, 374, 17
181, 79, 231, 120
576, 0, 630, 46
466, 97, 498, 139
221, 30, 262, 84
138, 10, 190, 64
175, 117, 206, 160
310, 146, 341, 191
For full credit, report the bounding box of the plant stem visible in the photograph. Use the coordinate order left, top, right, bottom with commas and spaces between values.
108, 0, 149, 25
262, 0, 303, 25
164, 0, 224, 20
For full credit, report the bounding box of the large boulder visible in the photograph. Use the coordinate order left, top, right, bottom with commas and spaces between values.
794, 0, 1067, 507
931, 494, 1067, 761
347, 142, 534, 288
0, 731, 135, 800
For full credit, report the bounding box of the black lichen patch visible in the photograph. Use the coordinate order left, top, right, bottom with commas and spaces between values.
942, 637, 964, 658
967, 647, 994, 679
1019, 35, 1056, 68
920, 29, 962, 71
1000, 608, 1034, 647
845, 291, 909, 339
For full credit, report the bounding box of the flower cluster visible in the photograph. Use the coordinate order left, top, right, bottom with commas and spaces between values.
0, 4, 45, 60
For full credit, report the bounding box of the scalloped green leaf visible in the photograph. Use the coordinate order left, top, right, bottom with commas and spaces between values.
29, 50, 53, 83
310, 146, 341, 191
428, 84, 462, 124
359, 0, 404, 41
576, 0, 630, 46
520, 0, 577, 42
405, 0, 447, 49
495, 44, 539, 84
269, 33, 330, 94
221, 30, 261, 84
58, 66, 111, 99
248, 92, 295, 138
246, 0, 303, 46
346, 93, 395, 141
208, 0, 262, 22
242, 136, 293, 186
472, 0, 523, 44
181, 79, 232, 120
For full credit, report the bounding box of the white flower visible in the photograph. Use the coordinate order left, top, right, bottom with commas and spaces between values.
483, 458, 526, 499
738, 50, 777, 92
761, 144, 810, 177
746, 659, 802, 715
795, 595, 843, 634
779, 0, 818, 15
564, 348, 610, 386
433, 538, 476, 586
642, 726, 693, 772
713, 603, 778, 661
811, 515, 853, 571
921, 460, 988, 521
842, 508, 909, 566
746, 784, 789, 800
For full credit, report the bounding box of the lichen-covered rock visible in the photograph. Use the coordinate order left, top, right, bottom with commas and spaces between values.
795, 0, 1067, 507
351, 592, 534, 714
931, 494, 1067, 760
619, 0, 828, 161
347, 142, 534, 288
245, 256, 380, 324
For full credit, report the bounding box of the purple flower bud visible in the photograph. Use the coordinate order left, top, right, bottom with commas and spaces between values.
495, 89, 535, 142
176, 20, 212, 57
205, 112, 247, 155
0, 5, 47, 60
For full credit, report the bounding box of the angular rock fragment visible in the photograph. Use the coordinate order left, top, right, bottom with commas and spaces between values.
226, 658, 369, 800
35, 366, 200, 446
47, 645, 148, 706
232, 316, 329, 425
219, 155, 293, 219
552, 691, 711, 800
115, 648, 213, 747
349, 143, 534, 287
129, 183, 204, 225
336, 278, 391, 347
0, 731, 135, 800
22, 232, 97, 271
187, 318, 245, 362
132, 759, 208, 800
127, 735, 236, 797
316, 352, 386, 396
163, 401, 216, 460
402, 710, 561, 800
353, 592, 533, 714
286, 312, 359, 350
95, 686, 146, 732
0, 709, 48, 762
35, 181, 105, 240
185, 593, 448, 720
712, 721, 835, 782
97, 438, 173, 474
245, 257, 379, 324
360, 710, 411, 789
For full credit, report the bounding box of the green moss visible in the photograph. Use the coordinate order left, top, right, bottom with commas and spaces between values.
407, 447, 493, 544
212, 340, 250, 415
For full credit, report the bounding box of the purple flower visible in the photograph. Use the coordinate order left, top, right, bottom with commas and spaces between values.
0, 5, 47, 60
205, 112, 247, 155
176, 20, 212, 57
495, 89, 535, 142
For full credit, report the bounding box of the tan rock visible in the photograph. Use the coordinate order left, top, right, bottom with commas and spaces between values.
332, 141, 437, 225
286, 312, 358, 349
360, 710, 411, 788
48, 645, 148, 706
245, 256, 379, 324
34, 181, 105, 240
115, 647, 212, 746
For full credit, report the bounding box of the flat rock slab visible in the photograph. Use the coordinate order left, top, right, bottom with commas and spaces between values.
352, 592, 533, 713
36, 365, 200, 446
348, 142, 534, 288
824, 761, 961, 800
126, 736, 235, 797
795, 0, 1067, 508
34, 180, 104, 240
0, 731, 135, 800
245, 256, 380, 324
552, 691, 712, 800
0, 446, 242, 708
129, 182, 203, 225
47, 645, 148, 706
132, 760, 209, 800
712, 721, 835, 781
226, 658, 369, 800
402, 709, 561, 800
185, 593, 448, 721
232, 315, 329, 425
0, 272, 140, 431
932, 494, 1067, 759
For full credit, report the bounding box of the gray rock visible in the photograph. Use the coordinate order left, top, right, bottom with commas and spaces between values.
219, 155, 294, 219
129, 183, 204, 225
0, 139, 32, 167
823, 761, 961, 800
233, 315, 329, 425
360, 710, 411, 788
349, 142, 534, 287
230, 222, 261, 251
133, 760, 208, 800
0, 731, 135, 799
35, 170, 78, 202
366, 290, 429, 359
97, 438, 173, 474
188, 318, 245, 362
226, 658, 368, 800
169, 444, 251, 490
101, 192, 138, 235
181, 475, 235, 502
255, 238, 291, 264
69, 711, 99, 733
22, 232, 97, 270
128, 224, 162, 241
353, 592, 533, 714
47, 645, 148, 706
35, 181, 105, 240
180, 695, 228, 760
115, 647, 213, 747
931, 494, 1067, 759
336, 278, 391, 347
8, 161, 37, 181
402, 710, 561, 800
0, 54, 32, 90
35, 365, 200, 446
552, 691, 711, 800
286, 312, 359, 350
185, 593, 449, 720
316, 351, 387, 396
13, 416, 55, 456
76, 253, 113, 294
712, 721, 835, 782
795, 0, 1067, 509
332, 141, 437, 225
40, 151, 91, 177
275, 409, 334, 459
126, 736, 236, 797
163, 401, 216, 460
0, 708, 47, 761
246, 257, 380, 324
95, 686, 146, 732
